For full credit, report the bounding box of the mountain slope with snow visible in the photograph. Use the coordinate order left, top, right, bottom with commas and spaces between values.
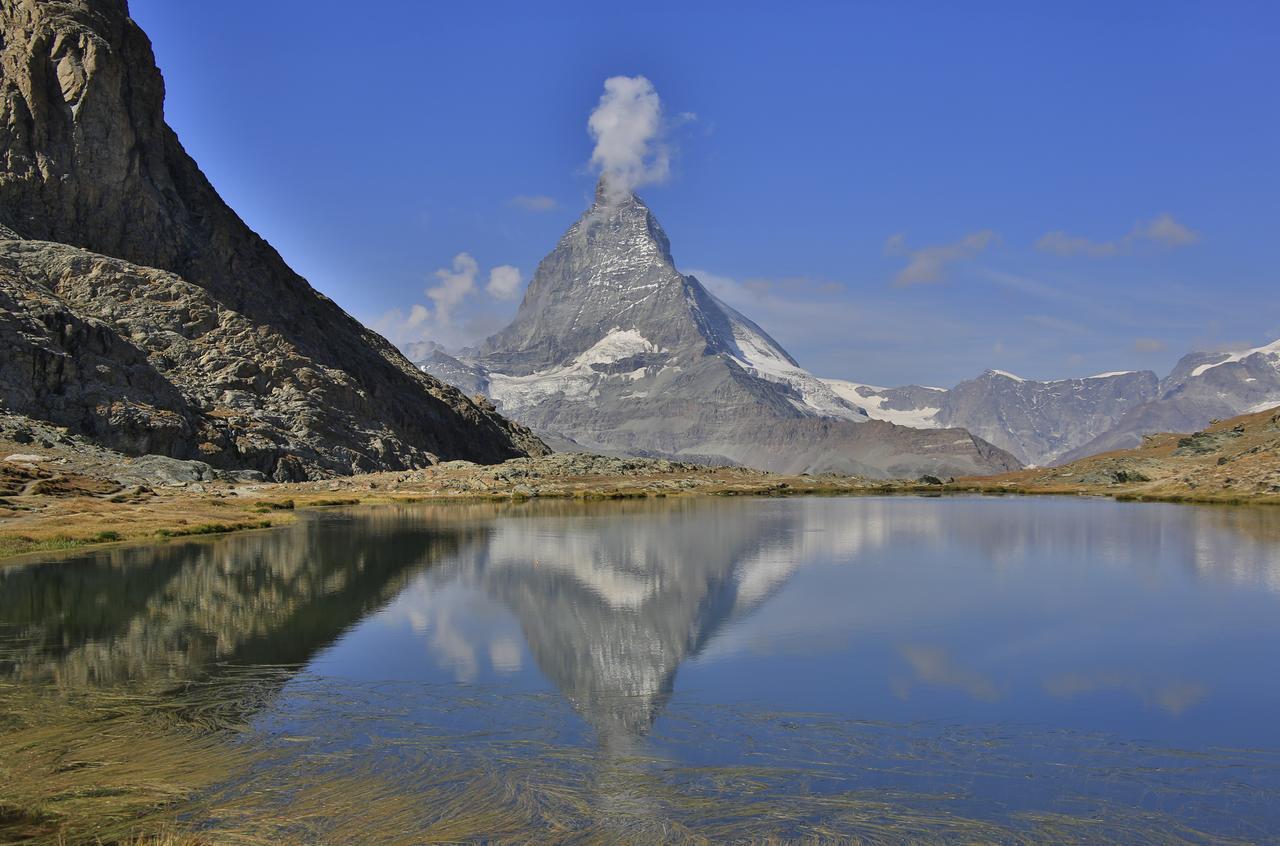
416, 184, 1019, 479
1061, 339, 1280, 461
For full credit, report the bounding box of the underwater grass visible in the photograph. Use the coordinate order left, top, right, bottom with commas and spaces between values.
1, 668, 1275, 846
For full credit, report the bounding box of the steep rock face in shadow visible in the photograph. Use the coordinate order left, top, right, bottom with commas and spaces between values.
0, 0, 545, 478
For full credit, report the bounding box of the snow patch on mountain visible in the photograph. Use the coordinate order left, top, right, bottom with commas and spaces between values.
716, 301, 867, 420
987, 369, 1025, 382
1190, 339, 1280, 377
822, 380, 945, 428
488, 328, 669, 415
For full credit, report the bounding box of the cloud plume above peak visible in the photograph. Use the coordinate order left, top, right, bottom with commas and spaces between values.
588, 75, 672, 201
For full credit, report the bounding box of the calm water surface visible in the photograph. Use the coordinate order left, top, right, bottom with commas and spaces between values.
4, 495, 1280, 843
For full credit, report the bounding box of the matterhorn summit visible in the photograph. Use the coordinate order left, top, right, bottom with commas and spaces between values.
421, 182, 1020, 478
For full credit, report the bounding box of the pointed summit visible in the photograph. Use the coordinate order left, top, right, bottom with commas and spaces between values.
452, 190, 1021, 478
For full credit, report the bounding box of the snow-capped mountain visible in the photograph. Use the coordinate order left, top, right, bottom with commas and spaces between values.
1059, 338, 1280, 461
823, 370, 1161, 466
824, 382, 949, 429
821, 338, 1280, 467
414, 183, 1020, 479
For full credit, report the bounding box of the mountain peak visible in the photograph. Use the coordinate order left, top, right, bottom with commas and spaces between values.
575, 183, 672, 263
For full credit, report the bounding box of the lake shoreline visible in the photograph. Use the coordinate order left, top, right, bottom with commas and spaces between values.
5, 405, 1278, 565
3, 456, 1277, 567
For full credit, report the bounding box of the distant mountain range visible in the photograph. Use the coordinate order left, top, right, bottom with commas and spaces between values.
823, 339, 1280, 466
416, 185, 1020, 479
413, 184, 1278, 472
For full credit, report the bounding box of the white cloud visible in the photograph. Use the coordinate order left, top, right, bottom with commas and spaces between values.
427, 252, 480, 327
1133, 212, 1199, 247
1034, 231, 1120, 257
486, 265, 523, 299
508, 194, 558, 212
369, 253, 520, 351
588, 75, 672, 201
1036, 213, 1199, 256
886, 230, 1000, 286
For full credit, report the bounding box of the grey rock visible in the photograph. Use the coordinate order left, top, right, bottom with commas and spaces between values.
408, 342, 491, 397
115, 454, 216, 487
934, 370, 1160, 466
0, 0, 546, 479
1063, 341, 1280, 462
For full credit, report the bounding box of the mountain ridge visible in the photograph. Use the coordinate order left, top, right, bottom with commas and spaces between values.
0, 0, 545, 479
823, 338, 1280, 467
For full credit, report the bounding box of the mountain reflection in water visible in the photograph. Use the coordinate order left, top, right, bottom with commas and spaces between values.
4, 497, 1280, 741
3, 496, 1280, 842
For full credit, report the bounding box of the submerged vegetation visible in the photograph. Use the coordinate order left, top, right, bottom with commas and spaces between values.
1, 669, 1270, 846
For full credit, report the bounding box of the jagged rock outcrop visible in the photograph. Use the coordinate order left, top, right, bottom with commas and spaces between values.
419, 184, 1020, 479
0, 0, 544, 479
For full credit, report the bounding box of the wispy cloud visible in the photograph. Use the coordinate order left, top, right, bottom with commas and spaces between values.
1036, 213, 1199, 257
427, 252, 480, 326
687, 267, 985, 381
588, 75, 690, 201
508, 194, 558, 212
893, 644, 1001, 702
1133, 337, 1167, 353
485, 265, 523, 299
886, 230, 1000, 286
371, 253, 521, 351
1043, 672, 1206, 716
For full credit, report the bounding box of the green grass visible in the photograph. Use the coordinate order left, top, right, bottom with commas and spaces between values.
155, 520, 272, 538
0, 534, 93, 559
251, 499, 295, 512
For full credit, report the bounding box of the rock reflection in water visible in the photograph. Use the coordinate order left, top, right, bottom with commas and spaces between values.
4, 496, 1280, 750
0, 508, 480, 686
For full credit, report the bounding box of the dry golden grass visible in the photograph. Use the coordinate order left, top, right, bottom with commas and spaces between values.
4, 404, 1278, 567
0, 444, 902, 566
956, 405, 1280, 506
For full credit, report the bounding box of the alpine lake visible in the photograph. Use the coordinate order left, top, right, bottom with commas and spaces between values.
3, 495, 1280, 844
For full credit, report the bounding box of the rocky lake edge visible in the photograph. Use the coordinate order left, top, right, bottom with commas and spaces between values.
2, 404, 1278, 565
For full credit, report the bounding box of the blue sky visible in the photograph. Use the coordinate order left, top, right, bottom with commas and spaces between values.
130, 0, 1278, 387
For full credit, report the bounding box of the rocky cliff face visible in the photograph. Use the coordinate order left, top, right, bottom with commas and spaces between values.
422, 185, 1020, 479
0, 0, 544, 479
1060, 339, 1280, 461
935, 370, 1160, 466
